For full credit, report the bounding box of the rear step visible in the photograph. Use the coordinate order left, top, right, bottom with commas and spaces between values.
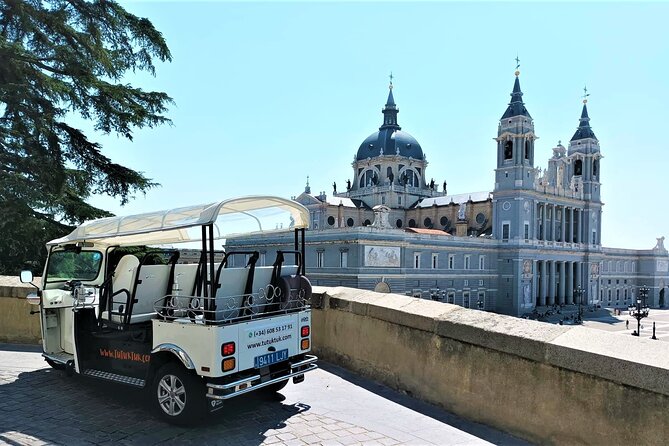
83, 369, 146, 387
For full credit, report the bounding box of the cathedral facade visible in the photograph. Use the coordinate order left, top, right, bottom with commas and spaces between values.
229, 73, 669, 316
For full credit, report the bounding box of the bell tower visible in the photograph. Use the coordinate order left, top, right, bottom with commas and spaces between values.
494, 67, 537, 192
568, 88, 603, 246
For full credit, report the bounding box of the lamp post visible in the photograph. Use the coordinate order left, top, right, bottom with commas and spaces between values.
629, 286, 650, 337
574, 286, 584, 323
477, 298, 484, 310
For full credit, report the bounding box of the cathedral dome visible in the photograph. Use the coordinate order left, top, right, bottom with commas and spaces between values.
355, 83, 424, 161
356, 129, 423, 161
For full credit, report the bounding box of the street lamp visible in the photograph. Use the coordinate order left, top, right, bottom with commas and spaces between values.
629, 286, 650, 337
573, 286, 583, 322
477, 298, 484, 310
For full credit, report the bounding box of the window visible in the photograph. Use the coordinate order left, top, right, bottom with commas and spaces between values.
504, 141, 513, 160
524, 140, 530, 159
381, 195, 386, 205
340, 251, 348, 268
624, 289, 628, 300
478, 292, 486, 309
524, 222, 530, 240
632, 261, 637, 272
424, 217, 432, 228
447, 292, 455, 304
607, 289, 612, 301
396, 219, 403, 228
316, 251, 324, 268
479, 256, 485, 270
448, 254, 455, 269
464, 279, 469, 287
478, 279, 484, 286
616, 289, 620, 300
414, 252, 421, 269
431, 253, 438, 269
347, 218, 354, 227
592, 230, 597, 245
327, 216, 335, 226
463, 291, 470, 308
398, 197, 402, 206
502, 223, 510, 241
464, 255, 471, 270
574, 159, 583, 176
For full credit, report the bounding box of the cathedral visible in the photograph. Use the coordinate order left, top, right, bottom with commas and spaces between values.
229, 71, 669, 316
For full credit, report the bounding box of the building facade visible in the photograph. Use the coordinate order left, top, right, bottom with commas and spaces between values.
229, 73, 669, 316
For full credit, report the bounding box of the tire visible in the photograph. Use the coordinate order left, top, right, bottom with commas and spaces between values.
152, 362, 207, 426
45, 358, 65, 370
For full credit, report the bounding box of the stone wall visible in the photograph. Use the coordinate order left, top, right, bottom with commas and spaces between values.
311, 286, 669, 446
0, 276, 42, 344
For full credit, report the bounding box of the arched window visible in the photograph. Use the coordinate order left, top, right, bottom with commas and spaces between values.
346, 218, 354, 227
408, 219, 416, 228
359, 169, 377, 188
504, 141, 513, 160
524, 140, 530, 159
593, 160, 598, 177
574, 159, 583, 176
424, 217, 432, 228
400, 169, 420, 187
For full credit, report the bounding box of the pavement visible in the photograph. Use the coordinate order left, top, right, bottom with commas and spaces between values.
581, 307, 669, 342
0, 344, 528, 446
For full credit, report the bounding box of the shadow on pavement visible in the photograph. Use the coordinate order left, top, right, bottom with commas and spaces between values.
317, 361, 530, 446
0, 348, 310, 446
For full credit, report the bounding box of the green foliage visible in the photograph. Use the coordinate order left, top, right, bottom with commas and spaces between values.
0, 0, 173, 275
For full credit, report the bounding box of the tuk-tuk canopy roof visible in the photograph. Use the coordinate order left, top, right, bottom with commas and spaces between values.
47, 195, 310, 247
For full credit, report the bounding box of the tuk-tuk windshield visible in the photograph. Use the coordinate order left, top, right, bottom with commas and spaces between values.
46, 250, 103, 282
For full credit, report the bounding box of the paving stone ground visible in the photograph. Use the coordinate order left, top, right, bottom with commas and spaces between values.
0, 344, 529, 446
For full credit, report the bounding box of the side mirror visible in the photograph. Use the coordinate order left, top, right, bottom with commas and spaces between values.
20, 270, 33, 284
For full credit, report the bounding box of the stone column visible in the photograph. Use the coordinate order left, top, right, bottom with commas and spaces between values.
551, 205, 557, 241
540, 260, 548, 306
558, 261, 566, 304
566, 261, 574, 304
575, 261, 582, 291
541, 203, 547, 241
548, 261, 556, 305
560, 206, 566, 243
533, 260, 539, 306
576, 209, 581, 244
569, 207, 574, 243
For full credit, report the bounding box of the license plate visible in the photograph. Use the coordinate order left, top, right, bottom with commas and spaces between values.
254, 349, 289, 368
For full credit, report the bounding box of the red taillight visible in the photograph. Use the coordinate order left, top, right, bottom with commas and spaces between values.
301, 326, 310, 337
221, 342, 235, 357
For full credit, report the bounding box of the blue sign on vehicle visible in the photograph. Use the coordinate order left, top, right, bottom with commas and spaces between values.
254, 349, 289, 368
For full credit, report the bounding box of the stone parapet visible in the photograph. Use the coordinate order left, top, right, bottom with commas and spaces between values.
311, 286, 669, 445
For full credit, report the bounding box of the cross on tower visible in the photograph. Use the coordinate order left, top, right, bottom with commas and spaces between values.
515, 55, 520, 70
582, 85, 590, 103
389, 72, 394, 89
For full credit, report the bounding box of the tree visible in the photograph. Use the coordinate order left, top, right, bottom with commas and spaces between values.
0, 0, 172, 274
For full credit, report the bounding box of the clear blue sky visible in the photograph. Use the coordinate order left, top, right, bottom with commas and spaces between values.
88, 1, 669, 249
